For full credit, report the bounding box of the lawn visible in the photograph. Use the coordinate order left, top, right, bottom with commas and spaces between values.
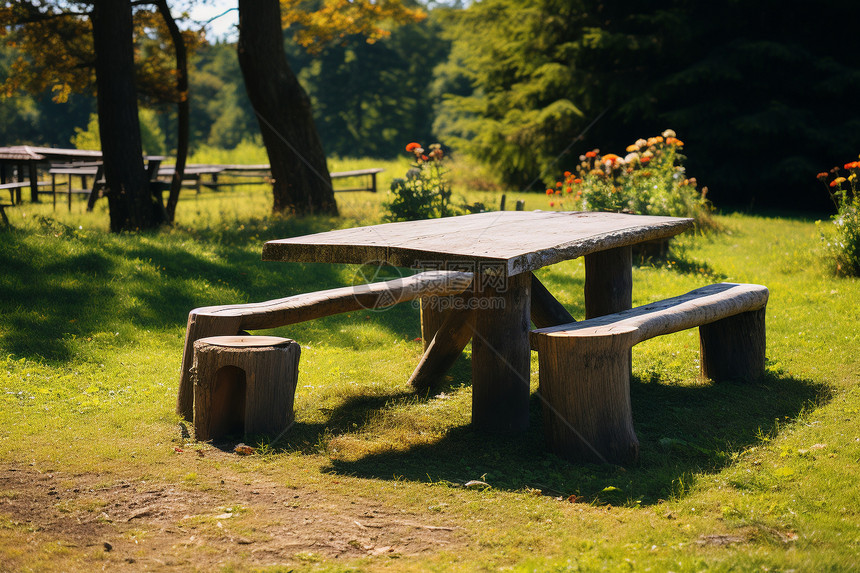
0, 180, 858, 571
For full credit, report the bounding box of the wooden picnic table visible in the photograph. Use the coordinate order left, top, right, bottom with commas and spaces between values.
263, 210, 694, 433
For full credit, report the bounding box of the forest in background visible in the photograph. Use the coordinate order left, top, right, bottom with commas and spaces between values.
3, 0, 859, 212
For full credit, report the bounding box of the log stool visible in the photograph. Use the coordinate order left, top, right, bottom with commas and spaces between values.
192, 335, 300, 442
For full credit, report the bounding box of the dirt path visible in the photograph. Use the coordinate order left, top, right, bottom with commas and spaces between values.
0, 461, 467, 571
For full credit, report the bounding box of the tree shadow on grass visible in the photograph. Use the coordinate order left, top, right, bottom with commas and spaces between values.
320, 371, 827, 506
0, 214, 433, 362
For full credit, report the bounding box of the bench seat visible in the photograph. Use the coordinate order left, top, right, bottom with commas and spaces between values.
530, 283, 769, 465
177, 270, 474, 420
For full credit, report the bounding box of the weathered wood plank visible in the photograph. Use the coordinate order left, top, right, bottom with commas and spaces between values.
531, 283, 769, 346
262, 211, 693, 277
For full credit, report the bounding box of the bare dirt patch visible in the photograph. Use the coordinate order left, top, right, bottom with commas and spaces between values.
0, 458, 466, 571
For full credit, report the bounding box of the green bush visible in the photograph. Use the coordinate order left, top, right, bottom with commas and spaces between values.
71, 109, 166, 156
546, 130, 715, 230
817, 158, 860, 276
384, 142, 460, 221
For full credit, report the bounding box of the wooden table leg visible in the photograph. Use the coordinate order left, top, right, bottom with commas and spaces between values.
28, 162, 39, 203
471, 271, 531, 433
584, 245, 632, 318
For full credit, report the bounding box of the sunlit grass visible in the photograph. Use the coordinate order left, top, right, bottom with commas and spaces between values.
1, 179, 859, 570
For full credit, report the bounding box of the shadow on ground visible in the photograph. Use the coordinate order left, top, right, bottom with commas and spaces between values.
314, 371, 826, 506
0, 216, 423, 361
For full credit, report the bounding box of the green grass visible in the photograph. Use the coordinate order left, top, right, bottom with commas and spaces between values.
1, 182, 859, 571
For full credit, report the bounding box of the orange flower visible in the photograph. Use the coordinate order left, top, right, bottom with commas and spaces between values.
845, 161, 859, 169
666, 137, 684, 146
816, 172, 829, 180
405, 142, 421, 152
603, 153, 620, 164
626, 144, 639, 152
564, 171, 572, 178
573, 178, 582, 184
556, 181, 563, 187
640, 156, 651, 164
565, 187, 572, 194
546, 188, 553, 195
585, 150, 598, 158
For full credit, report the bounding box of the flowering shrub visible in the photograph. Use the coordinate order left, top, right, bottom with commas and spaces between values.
546, 130, 714, 229
384, 142, 460, 221
816, 158, 860, 276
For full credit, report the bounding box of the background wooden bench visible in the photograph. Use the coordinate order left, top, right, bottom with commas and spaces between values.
329, 168, 384, 193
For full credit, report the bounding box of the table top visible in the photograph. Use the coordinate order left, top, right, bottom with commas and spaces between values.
263, 211, 694, 277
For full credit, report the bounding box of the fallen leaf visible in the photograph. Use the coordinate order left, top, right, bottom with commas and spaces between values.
464, 480, 490, 489
234, 444, 255, 456
368, 545, 393, 555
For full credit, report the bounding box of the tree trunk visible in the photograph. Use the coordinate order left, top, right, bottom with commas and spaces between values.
237, 0, 338, 216
90, 0, 163, 232
155, 0, 189, 224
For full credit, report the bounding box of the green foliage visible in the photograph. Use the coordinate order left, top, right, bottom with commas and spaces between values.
433, 0, 587, 188
570, 0, 860, 211
2, 183, 860, 570
384, 142, 458, 221
70, 109, 166, 156
2, 192, 860, 570
547, 131, 715, 229
817, 158, 860, 276
0, 41, 94, 146
435, 0, 860, 209
188, 41, 258, 150
290, 14, 450, 159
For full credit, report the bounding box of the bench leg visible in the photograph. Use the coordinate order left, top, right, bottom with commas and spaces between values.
409, 300, 476, 391
177, 313, 243, 421
535, 333, 639, 465
699, 307, 767, 382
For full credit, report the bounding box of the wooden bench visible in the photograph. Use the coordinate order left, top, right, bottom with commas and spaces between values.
177, 270, 474, 420
530, 283, 769, 465
0, 182, 28, 225
0, 181, 50, 223
1, 181, 30, 205
330, 168, 384, 193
